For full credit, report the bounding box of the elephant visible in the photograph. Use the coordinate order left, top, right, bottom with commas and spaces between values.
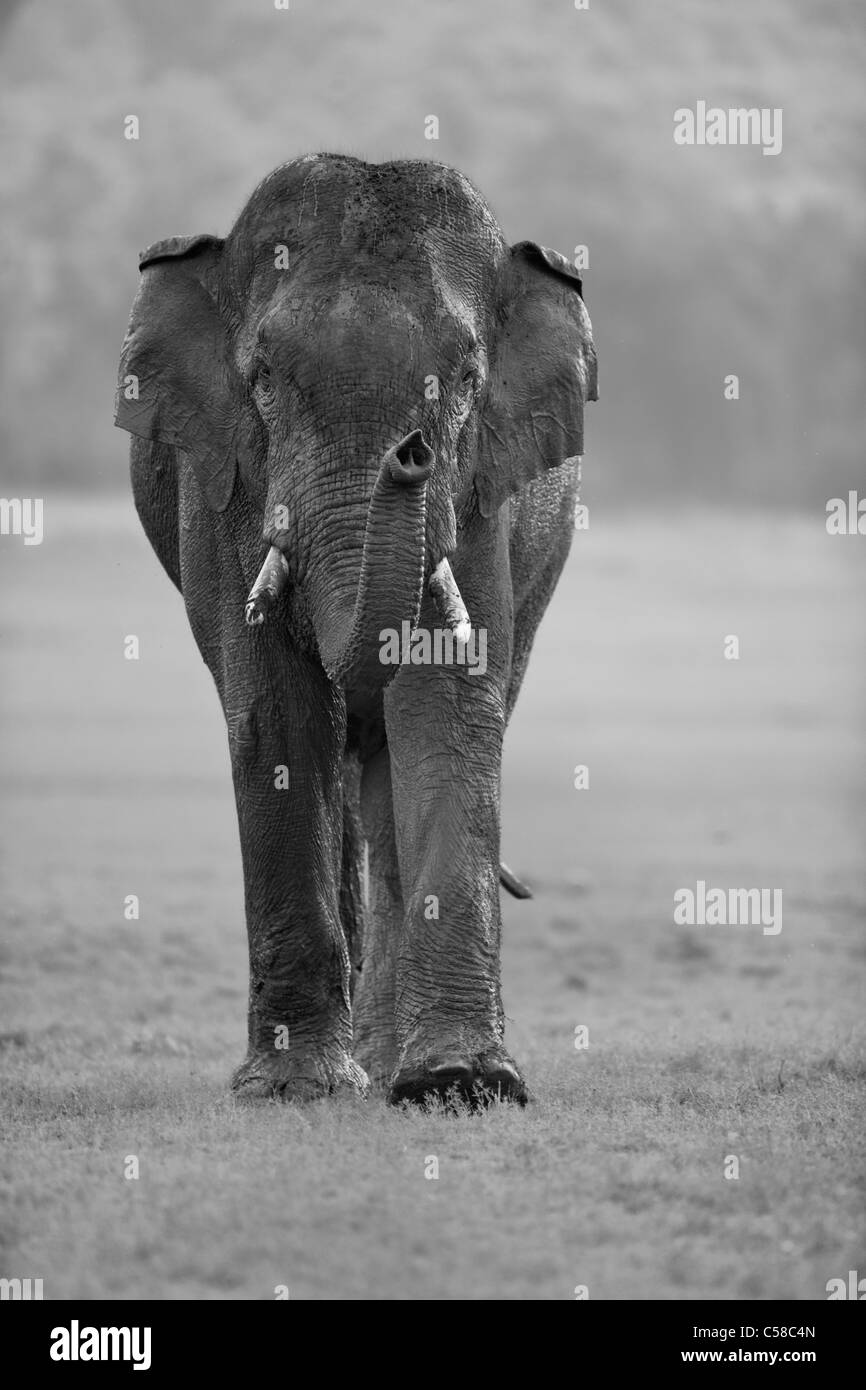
115, 154, 598, 1106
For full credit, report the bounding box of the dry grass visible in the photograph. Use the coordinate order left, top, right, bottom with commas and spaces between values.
1, 502, 864, 1299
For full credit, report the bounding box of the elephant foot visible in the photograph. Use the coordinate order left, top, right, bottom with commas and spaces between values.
231, 1048, 370, 1103
389, 1044, 529, 1108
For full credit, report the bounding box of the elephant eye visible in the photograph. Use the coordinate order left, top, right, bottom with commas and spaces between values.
251, 356, 272, 387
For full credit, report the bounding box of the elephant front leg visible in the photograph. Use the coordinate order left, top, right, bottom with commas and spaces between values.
384, 664, 528, 1107
352, 747, 403, 1087
224, 645, 368, 1102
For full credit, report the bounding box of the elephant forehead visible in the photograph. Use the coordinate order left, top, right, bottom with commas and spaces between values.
259, 281, 477, 362
322, 285, 475, 347
337, 182, 415, 258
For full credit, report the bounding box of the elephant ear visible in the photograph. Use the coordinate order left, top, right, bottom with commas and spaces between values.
114, 233, 242, 512
476, 240, 598, 518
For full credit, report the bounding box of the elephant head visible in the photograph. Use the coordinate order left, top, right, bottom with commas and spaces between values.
115, 157, 597, 701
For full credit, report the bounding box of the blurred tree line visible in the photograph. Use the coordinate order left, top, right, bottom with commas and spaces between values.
1, 0, 863, 507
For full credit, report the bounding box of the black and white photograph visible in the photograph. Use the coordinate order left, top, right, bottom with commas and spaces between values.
0, 0, 863, 1337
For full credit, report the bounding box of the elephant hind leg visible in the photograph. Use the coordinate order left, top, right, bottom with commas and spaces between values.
351, 746, 402, 1088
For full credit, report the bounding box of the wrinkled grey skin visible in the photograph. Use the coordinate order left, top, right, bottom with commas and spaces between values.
115, 155, 597, 1105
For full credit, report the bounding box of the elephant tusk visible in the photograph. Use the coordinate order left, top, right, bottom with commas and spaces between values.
429, 558, 471, 645
499, 861, 533, 899
245, 546, 289, 626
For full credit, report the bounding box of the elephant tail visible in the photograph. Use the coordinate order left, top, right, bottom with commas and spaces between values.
499, 861, 532, 900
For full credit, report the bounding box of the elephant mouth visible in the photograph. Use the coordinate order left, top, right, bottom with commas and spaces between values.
244, 429, 472, 696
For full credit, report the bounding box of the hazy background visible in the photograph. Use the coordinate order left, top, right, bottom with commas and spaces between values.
0, 0, 864, 506
1, 0, 864, 1301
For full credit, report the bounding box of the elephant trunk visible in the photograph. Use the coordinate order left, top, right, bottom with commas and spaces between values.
316, 430, 433, 695
245, 429, 474, 696
245, 430, 437, 696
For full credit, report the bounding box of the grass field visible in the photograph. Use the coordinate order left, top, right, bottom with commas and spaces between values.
1, 499, 863, 1300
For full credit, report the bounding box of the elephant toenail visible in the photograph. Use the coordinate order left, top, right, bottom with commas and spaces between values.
429, 1058, 474, 1088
